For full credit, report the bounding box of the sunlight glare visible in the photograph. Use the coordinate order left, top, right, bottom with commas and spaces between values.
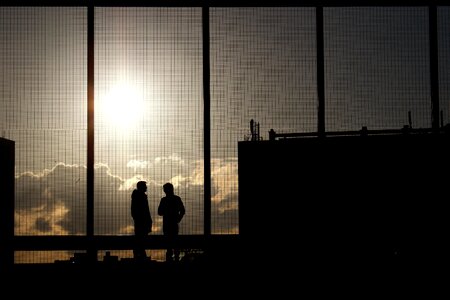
101, 83, 144, 130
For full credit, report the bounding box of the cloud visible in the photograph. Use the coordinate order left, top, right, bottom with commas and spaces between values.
119, 175, 147, 191
214, 192, 239, 214
211, 192, 239, 234
35, 217, 52, 232
118, 225, 134, 235
169, 175, 188, 188
15, 251, 73, 264
15, 203, 70, 235
15, 162, 128, 235
126, 159, 149, 170
154, 154, 185, 166
189, 161, 204, 185
16, 162, 84, 179
15, 163, 86, 235
15, 156, 240, 236
211, 158, 238, 204
94, 162, 124, 182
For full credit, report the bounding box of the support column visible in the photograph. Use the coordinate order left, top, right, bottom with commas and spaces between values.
317, 6, 325, 137
202, 6, 211, 236
429, 5, 440, 130
87, 4, 96, 261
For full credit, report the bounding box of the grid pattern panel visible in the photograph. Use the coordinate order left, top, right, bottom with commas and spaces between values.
0, 7, 87, 238
15, 251, 79, 264
211, 8, 318, 233
324, 7, 431, 131
439, 7, 450, 125
1, 5, 448, 262
94, 8, 204, 235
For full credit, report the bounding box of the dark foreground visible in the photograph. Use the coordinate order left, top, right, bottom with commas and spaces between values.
4, 248, 444, 297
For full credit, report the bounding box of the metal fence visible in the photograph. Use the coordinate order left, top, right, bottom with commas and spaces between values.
0, 1, 449, 263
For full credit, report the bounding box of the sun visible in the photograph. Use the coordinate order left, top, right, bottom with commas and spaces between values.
99, 82, 144, 131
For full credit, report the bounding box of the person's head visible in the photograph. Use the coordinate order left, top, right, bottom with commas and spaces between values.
137, 181, 147, 192
163, 182, 174, 195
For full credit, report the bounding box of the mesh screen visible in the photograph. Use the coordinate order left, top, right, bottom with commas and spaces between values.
210, 8, 317, 233
97, 249, 167, 262
15, 251, 77, 264
324, 7, 431, 131
439, 7, 450, 125
94, 8, 203, 235
0, 7, 87, 236
0, 5, 448, 259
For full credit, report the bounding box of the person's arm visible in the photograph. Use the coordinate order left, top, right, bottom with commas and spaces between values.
157, 198, 164, 216
178, 197, 185, 223
131, 192, 137, 220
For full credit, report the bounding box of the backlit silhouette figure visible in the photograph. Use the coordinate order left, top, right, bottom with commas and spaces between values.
131, 181, 152, 261
158, 183, 185, 262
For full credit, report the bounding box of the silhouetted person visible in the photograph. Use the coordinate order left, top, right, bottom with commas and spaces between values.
131, 181, 152, 261
158, 183, 185, 262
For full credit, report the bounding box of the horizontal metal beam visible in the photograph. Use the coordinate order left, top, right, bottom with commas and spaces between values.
13, 235, 240, 251
268, 127, 445, 140
1, 0, 448, 7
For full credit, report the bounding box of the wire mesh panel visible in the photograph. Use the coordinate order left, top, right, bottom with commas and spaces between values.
1, 4, 449, 262
439, 7, 450, 125
210, 8, 317, 234
324, 7, 431, 131
94, 8, 203, 235
97, 249, 167, 262
0, 7, 87, 238
14, 251, 78, 264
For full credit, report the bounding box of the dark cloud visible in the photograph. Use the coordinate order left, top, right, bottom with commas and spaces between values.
15, 163, 86, 235
212, 192, 239, 234
35, 217, 52, 233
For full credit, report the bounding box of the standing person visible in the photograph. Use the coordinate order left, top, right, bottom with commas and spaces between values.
131, 181, 152, 261
158, 182, 185, 262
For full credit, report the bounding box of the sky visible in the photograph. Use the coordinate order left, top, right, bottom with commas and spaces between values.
1, 6, 449, 262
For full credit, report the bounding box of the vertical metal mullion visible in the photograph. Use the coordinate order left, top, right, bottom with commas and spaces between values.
429, 5, 440, 130
87, 4, 96, 260
202, 6, 211, 236
317, 6, 325, 137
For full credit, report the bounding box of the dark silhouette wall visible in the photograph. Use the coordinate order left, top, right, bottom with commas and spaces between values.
238, 133, 449, 271
0, 138, 14, 269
